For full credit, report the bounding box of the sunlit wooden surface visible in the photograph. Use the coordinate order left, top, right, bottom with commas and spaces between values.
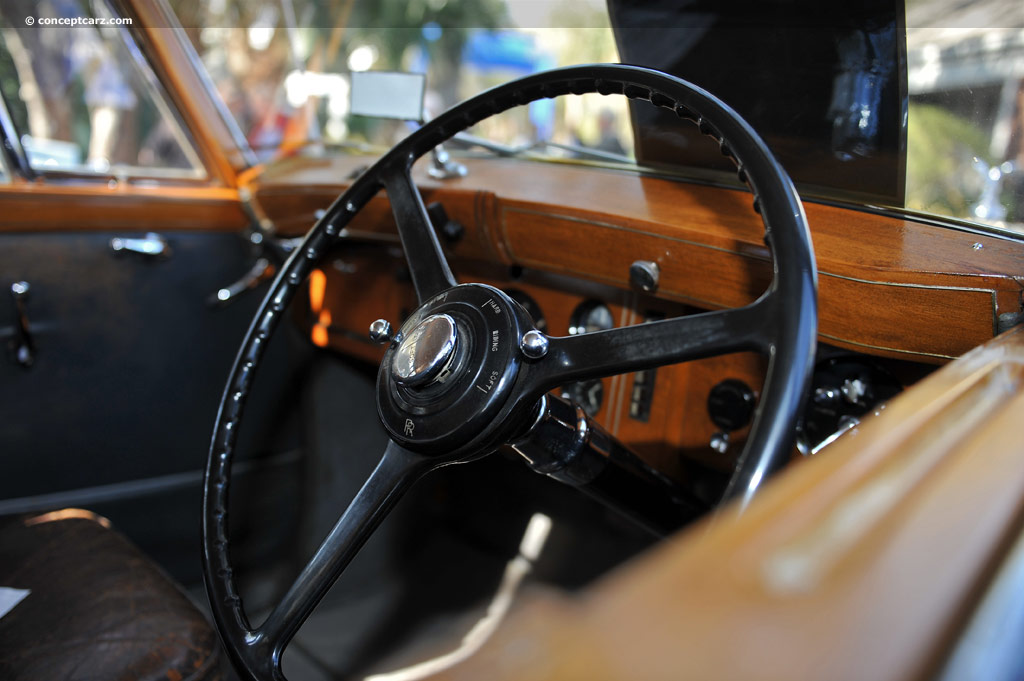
249, 155, 1023, 362
418, 326, 1024, 681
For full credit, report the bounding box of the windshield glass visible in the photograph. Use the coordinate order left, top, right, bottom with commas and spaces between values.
905, 0, 1024, 231
169, 0, 1023, 234
171, 0, 630, 162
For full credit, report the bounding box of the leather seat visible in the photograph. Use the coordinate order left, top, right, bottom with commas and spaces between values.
0, 509, 223, 681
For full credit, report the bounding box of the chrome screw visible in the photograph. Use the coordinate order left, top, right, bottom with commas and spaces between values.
520, 329, 549, 359
710, 431, 730, 454
369, 319, 394, 344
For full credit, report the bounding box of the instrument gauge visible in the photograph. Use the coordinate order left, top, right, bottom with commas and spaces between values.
506, 289, 547, 333
569, 301, 614, 335
566, 379, 604, 417
563, 301, 613, 416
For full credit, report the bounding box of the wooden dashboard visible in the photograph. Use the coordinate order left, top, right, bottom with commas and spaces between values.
245, 153, 1022, 477
244, 152, 1024, 680
250, 154, 1022, 363
248, 148, 1024, 678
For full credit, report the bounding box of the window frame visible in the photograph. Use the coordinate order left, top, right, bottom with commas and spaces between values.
0, 0, 220, 186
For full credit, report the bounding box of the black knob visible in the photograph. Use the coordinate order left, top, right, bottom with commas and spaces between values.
629, 260, 660, 292
707, 379, 756, 432
427, 201, 465, 244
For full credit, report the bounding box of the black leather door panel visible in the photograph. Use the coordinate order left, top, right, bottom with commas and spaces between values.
0, 230, 298, 498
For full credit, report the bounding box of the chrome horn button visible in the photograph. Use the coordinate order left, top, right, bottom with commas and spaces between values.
375, 284, 528, 454
391, 313, 458, 387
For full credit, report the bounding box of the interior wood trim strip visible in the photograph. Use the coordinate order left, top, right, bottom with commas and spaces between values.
499, 207, 1000, 361
502, 206, 768, 261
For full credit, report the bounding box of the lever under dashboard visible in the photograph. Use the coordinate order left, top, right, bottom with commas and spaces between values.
207, 257, 275, 307
510, 393, 705, 535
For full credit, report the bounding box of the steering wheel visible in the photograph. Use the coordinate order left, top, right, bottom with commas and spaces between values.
203, 64, 817, 680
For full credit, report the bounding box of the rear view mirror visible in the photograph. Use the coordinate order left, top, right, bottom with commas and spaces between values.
349, 71, 426, 123
349, 70, 465, 180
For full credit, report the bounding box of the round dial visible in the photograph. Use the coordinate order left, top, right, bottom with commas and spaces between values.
565, 301, 613, 417
569, 301, 614, 335
506, 289, 547, 333
566, 379, 604, 417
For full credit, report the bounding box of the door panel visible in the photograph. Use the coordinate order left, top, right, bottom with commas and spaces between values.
0, 0, 301, 581
0, 229, 306, 577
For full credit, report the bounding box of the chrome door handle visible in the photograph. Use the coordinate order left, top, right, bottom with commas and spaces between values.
110, 232, 170, 258
9, 281, 35, 367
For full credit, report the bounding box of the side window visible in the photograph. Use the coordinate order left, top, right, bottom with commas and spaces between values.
0, 0, 205, 179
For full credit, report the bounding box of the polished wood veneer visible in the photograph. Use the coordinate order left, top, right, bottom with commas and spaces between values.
302, 244, 768, 478
0, 184, 247, 232
249, 154, 1024, 363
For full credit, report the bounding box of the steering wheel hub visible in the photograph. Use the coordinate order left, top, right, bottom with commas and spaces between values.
391, 313, 458, 387
376, 284, 530, 455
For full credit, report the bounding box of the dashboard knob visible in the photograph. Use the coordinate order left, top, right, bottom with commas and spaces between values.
707, 379, 756, 432
629, 260, 660, 292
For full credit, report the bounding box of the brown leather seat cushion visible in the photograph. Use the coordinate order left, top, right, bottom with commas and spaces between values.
0, 509, 222, 681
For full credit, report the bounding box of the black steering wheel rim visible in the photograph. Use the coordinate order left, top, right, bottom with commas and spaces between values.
203, 63, 817, 681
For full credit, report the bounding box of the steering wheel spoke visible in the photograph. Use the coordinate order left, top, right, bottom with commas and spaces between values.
522, 299, 774, 397
381, 165, 457, 303
254, 440, 435, 665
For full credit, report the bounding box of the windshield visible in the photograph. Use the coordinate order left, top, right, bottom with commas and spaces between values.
171, 1, 630, 162
905, 0, 1024, 231
169, 0, 1023, 235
